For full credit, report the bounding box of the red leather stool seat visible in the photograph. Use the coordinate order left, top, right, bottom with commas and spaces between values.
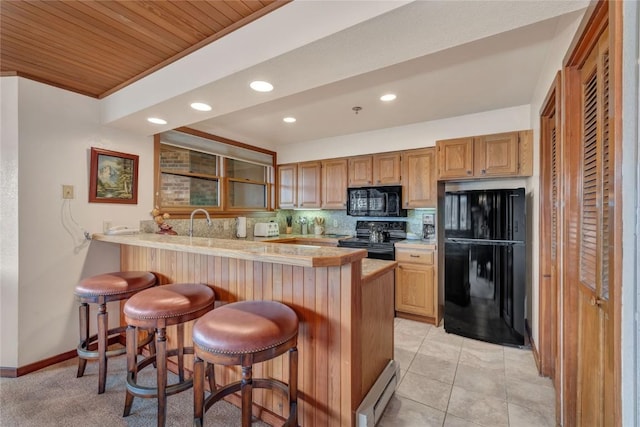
123, 283, 215, 427
74, 271, 156, 394
192, 300, 299, 427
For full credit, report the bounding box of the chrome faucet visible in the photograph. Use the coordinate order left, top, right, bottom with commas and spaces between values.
189, 208, 212, 237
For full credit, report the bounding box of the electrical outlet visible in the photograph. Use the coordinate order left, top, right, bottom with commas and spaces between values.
62, 185, 74, 199
333, 219, 338, 228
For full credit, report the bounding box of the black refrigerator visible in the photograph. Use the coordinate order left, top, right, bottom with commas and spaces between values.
443, 188, 526, 346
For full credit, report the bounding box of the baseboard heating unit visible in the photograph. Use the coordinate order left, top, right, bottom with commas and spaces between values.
356, 360, 400, 427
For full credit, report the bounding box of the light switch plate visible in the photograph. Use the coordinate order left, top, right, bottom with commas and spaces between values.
62, 185, 74, 199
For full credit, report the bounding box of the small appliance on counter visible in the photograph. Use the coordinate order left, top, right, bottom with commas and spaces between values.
422, 213, 436, 241
236, 217, 247, 238
254, 222, 280, 237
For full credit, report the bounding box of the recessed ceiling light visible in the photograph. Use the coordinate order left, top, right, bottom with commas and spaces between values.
190, 102, 212, 111
147, 117, 167, 125
250, 80, 274, 92
283, 117, 296, 123
380, 94, 397, 102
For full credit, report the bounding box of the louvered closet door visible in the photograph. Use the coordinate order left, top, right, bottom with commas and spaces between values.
569, 27, 614, 426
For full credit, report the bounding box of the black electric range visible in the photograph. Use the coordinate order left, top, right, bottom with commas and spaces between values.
337, 220, 407, 260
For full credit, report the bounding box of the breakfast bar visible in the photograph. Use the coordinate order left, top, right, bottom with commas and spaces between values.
92, 233, 396, 427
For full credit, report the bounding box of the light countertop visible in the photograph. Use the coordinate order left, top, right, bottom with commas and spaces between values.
92, 233, 366, 268
361, 258, 397, 282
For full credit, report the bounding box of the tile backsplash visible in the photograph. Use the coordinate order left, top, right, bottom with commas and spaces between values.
140, 209, 434, 239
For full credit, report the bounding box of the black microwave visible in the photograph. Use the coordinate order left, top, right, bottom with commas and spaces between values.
347, 186, 407, 217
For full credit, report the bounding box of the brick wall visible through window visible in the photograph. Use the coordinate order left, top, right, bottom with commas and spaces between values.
156, 130, 275, 213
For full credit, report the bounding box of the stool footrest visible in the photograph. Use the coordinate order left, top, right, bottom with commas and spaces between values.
77, 326, 154, 360
126, 373, 194, 399
126, 347, 195, 399
203, 378, 289, 411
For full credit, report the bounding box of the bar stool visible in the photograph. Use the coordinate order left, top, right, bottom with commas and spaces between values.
74, 271, 157, 394
123, 283, 215, 427
192, 300, 299, 427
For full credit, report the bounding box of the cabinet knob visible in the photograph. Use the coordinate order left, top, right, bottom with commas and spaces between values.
467, 170, 472, 175
481, 169, 486, 175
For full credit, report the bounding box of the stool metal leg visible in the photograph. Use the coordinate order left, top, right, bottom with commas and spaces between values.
193, 357, 205, 427
241, 365, 253, 427
76, 303, 89, 378
97, 302, 108, 394
123, 326, 138, 417
157, 327, 167, 427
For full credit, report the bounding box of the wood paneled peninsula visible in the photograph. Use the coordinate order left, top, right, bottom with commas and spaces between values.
92, 233, 396, 427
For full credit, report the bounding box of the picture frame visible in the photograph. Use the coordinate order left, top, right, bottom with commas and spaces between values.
89, 147, 139, 204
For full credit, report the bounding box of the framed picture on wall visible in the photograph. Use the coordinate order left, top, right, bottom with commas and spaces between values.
89, 147, 138, 204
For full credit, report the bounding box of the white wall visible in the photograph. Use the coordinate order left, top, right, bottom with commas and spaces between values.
1, 78, 155, 367
620, 0, 640, 423
1, 77, 20, 367
278, 105, 530, 164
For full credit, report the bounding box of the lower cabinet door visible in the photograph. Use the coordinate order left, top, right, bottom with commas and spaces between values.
395, 263, 435, 317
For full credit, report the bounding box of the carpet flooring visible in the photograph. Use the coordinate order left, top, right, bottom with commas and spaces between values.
0, 355, 271, 427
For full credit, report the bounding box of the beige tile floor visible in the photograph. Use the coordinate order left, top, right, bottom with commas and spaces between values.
379, 318, 556, 427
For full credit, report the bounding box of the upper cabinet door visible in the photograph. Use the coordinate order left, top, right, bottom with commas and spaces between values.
297, 161, 322, 208
474, 131, 519, 177
373, 152, 402, 185
278, 163, 297, 209
437, 131, 532, 180
348, 156, 373, 187
322, 159, 348, 209
402, 148, 436, 208
437, 137, 474, 179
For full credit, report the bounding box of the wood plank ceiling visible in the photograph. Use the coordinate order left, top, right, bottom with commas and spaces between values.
0, 0, 288, 98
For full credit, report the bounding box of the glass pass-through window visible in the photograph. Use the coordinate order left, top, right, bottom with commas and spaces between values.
155, 129, 275, 215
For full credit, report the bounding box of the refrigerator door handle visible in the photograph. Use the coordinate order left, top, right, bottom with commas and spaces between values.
446, 238, 523, 246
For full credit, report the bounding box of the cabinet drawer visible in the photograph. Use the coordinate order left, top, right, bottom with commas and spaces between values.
395, 248, 434, 264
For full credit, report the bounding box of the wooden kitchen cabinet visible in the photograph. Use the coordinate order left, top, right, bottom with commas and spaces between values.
322, 158, 348, 209
277, 163, 297, 209
402, 147, 437, 208
437, 137, 474, 179
297, 161, 322, 208
437, 130, 532, 180
373, 152, 402, 185
348, 152, 402, 187
348, 155, 373, 186
395, 245, 438, 323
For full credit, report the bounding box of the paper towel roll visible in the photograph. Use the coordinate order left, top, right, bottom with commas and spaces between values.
236, 217, 247, 238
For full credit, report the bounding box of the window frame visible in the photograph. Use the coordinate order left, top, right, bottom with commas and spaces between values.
154, 127, 277, 217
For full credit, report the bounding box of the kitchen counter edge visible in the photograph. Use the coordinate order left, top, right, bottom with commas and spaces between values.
92, 233, 366, 268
